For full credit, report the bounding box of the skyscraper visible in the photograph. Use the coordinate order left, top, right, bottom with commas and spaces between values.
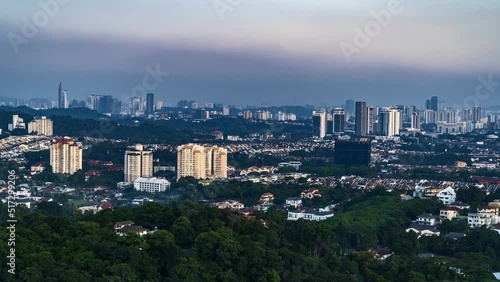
50, 137, 82, 174
345, 100, 355, 117
355, 101, 367, 136
332, 108, 346, 134
312, 110, 327, 138
411, 112, 421, 130
177, 144, 228, 180
367, 106, 377, 135
124, 144, 153, 182
431, 96, 439, 111
58, 82, 68, 109
146, 93, 154, 115
378, 108, 402, 137
473, 106, 482, 123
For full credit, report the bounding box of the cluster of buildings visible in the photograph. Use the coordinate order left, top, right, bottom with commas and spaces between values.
176, 144, 228, 180
313, 96, 496, 138
242, 110, 297, 121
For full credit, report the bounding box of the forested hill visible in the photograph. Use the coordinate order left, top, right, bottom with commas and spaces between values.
1, 190, 500, 281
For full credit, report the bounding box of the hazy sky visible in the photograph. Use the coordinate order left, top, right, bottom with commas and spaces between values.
1, 0, 499, 107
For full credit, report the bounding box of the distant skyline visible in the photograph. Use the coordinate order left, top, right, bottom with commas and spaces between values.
1, 1, 499, 107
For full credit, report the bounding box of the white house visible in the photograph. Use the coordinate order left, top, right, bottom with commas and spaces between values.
468, 212, 500, 228
301, 188, 322, 199
287, 210, 334, 221
436, 187, 456, 205
416, 213, 440, 226
285, 197, 303, 208
406, 223, 440, 238
134, 177, 170, 193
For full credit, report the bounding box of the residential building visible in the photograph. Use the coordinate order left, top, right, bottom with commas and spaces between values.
416, 213, 440, 226
301, 188, 322, 199
124, 144, 153, 182
312, 110, 327, 138
259, 193, 275, 204
436, 187, 456, 205
285, 197, 303, 208
8, 115, 26, 131
134, 177, 170, 193
177, 144, 228, 180
146, 93, 154, 115
50, 137, 82, 174
27, 116, 53, 136
287, 210, 334, 221
406, 223, 440, 238
114, 221, 149, 237
440, 207, 460, 220
378, 107, 402, 137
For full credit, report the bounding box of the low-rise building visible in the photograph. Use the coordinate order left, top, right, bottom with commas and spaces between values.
134, 177, 170, 193
406, 223, 440, 238
114, 221, 149, 236
440, 207, 460, 221
285, 197, 303, 208
301, 188, 322, 199
287, 210, 334, 221
436, 187, 456, 205
416, 213, 440, 226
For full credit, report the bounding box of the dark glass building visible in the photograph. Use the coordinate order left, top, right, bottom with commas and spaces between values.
334, 139, 371, 166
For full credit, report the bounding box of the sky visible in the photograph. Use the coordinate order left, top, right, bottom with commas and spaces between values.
1, 0, 499, 108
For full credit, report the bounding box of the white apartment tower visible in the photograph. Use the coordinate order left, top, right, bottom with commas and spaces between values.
124, 144, 153, 182
28, 116, 53, 136
177, 144, 228, 180
50, 137, 82, 174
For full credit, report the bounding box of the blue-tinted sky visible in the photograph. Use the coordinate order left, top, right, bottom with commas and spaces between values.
1, 0, 499, 107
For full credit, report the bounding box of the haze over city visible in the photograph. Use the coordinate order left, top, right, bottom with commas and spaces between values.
1, 0, 500, 106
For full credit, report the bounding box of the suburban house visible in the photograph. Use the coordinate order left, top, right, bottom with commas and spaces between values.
436, 187, 456, 205
468, 207, 500, 228
448, 201, 471, 210
440, 207, 460, 220
285, 197, 303, 208
301, 188, 322, 199
416, 213, 440, 226
259, 193, 275, 204
214, 200, 244, 210
287, 209, 334, 221
406, 223, 440, 238
114, 221, 149, 236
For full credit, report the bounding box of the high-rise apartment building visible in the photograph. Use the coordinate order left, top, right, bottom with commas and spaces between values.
312, 110, 327, 138
355, 101, 368, 136
50, 137, 82, 174
378, 108, 402, 137
345, 99, 355, 116
473, 106, 482, 123
411, 112, 421, 130
177, 144, 228, 180
124, 144, 153, 182
367, 106, 377, 135
28, 116, 53, 136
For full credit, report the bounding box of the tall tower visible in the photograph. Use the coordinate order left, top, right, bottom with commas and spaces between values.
378, 108, 402, 137
50, 137, 82, 174
355, 101, 367, 136
58, 83, 68, 109
146, 93, 154, 115
312, 110, 327, 138
431, 96, 439, 112
124, 144, 153, 182
332, 108, 346, 133
177, 144, 228, 181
